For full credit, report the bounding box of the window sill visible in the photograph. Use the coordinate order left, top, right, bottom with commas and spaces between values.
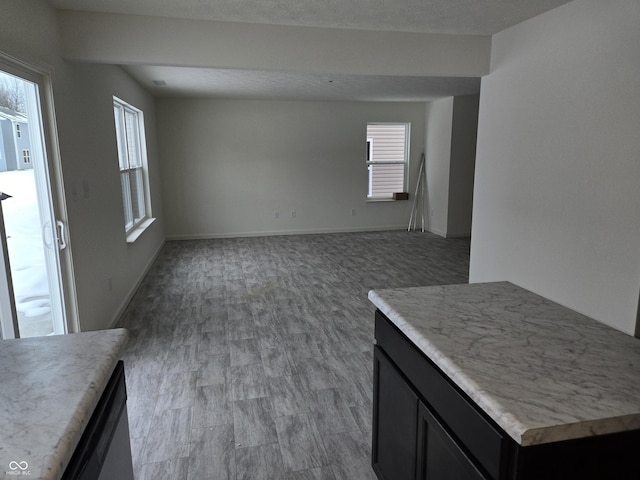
126, 217, 156, 243
366, 197, 396, 203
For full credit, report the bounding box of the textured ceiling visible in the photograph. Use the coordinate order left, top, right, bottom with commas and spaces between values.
123, 66, 482, 101
49, 0, 572, 100
49, 0, 572, 35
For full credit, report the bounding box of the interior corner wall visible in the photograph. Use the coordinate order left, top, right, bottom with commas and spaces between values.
470, 0, 640, 335
0, 0, 165, 332
424, 97, 453, 237
156, 98, 425, 238
446, 94, 479, 237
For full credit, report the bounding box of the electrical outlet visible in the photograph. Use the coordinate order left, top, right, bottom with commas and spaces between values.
274, 211, 280, 219
351, 208, 357, 216
291, 211, 296, 218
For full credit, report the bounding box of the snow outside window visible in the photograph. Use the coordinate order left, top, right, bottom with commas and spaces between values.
366, 123, 409, 199
113, 97, 150, 234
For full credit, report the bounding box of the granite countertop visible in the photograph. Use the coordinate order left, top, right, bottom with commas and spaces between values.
0, 329, 129, 480
368, 282, 640, 447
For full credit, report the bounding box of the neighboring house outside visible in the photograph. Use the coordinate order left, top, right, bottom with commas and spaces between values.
0, 106, 32, 172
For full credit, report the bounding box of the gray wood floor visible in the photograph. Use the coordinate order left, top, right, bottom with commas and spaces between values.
117, 230, 470, 479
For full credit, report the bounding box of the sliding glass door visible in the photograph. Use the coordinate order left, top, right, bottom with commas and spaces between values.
0, 61, 75, 338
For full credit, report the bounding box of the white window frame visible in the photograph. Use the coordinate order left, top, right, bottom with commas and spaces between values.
366, 122, 410, 200
113, 96, 154, 241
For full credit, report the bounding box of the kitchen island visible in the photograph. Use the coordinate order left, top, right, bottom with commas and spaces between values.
369, 282, 640, 479
0, 329, 129, 480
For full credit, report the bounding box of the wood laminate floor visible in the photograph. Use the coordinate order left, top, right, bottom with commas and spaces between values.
117, 230, 471, 479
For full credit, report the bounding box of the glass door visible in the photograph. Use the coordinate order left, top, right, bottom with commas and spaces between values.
0, 65, 71, 338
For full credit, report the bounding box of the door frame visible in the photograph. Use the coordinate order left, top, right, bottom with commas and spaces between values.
0, 50, 79, 337
0, 211, 19, 337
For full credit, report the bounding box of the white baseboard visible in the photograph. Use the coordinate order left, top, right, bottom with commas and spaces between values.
425, 227, 471, 239
165, 225, 408, 241
426, 227, 447, 238
107, 239, 166, 330
444, 232, 472, 239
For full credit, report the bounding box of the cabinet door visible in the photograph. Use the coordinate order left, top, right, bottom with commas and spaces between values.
417, 402, 487, 480
372, 346, 418, 480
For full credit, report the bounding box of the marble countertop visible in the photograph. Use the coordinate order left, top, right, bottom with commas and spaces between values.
369, 282, 640, 446
0, 329, 128, 480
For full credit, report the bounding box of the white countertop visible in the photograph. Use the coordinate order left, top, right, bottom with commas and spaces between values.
0, 329, 129, 480
369, 282, 640, 446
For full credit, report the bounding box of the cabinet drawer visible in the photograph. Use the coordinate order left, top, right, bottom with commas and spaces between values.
375, 311, 507, 479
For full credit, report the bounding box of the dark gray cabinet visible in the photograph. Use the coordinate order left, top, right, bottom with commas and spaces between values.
372, 310, 640, 480
62, 361, 134, 480
417, 401, 486, 480
372, 346, 418, 480
373, 345, 487, 480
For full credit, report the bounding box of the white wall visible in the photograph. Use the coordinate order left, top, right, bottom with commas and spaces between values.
157, 98, 425, 238
447, 94, 479, 237
470, 0, 640, 335
424, 94, 478, 238
424, 97, 453, 236
0, 0, 165, 332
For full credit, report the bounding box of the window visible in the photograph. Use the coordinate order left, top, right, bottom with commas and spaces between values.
21, 149, 30, 164
366, 123, 410, 199
15, 124, 21, 138
113, 97, 151, 236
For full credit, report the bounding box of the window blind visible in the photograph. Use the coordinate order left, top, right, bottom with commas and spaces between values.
367, 123, 409, 198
